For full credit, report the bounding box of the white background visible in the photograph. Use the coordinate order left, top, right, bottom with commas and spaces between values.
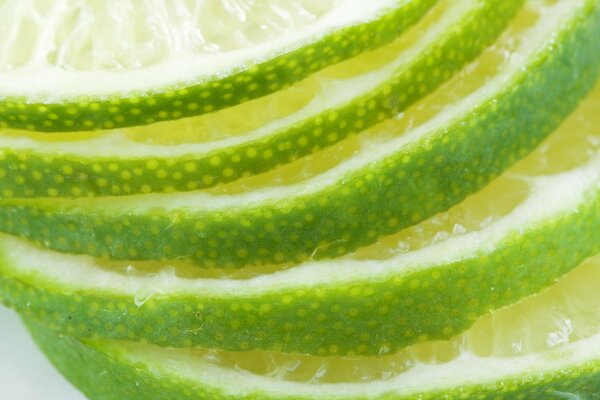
0, 306, 85, 399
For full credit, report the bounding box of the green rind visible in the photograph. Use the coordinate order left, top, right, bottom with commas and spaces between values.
25, 319, 600, 400
0, 0, 597, 268
2, 175, 599, 356
0, 0, 522, 198
0, 0, 436, 133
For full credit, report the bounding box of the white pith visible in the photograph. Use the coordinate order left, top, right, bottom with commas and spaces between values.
2, 149, 599, 297
13, 0, 576, 212
96, 318, 600, 397
0, 0, 405, 98
3, 0, 599, 396
0, 0, 592, 297
0, 0, 473, 158
27, 250, 600, 393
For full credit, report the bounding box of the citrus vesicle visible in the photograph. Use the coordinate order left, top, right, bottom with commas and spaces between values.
2, 78, 600, 355
0, 0, 597, 267
24, 253, 600, 399
0, 0, 523, 198
0, 0, 437, 132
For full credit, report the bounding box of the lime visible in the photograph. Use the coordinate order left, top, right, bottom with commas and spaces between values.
2, 78, 600, 355
0, 0, 522, 197
0, 0, 436, 132
24, 254, 600, 399
0, 0, 597, 267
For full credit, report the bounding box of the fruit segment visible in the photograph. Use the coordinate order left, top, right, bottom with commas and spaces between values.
0, 0, 436, 132
24, 254, 600, 399
0, 0, 523, 198
0, 0, 598, 397
0, 0, 597, 267
2, 79, 600, 355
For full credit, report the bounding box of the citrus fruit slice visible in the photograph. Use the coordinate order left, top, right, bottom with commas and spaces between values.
23, 254, 600, 399
0, 0, 597, 267
2, 79, 600, 355
0, 0, 523, 198
0, 0, 438, 132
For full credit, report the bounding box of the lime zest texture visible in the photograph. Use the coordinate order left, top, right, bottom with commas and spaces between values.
0, 0, 522, 197
0, 0, 437, 132
0, 0, 597, 268
25, 317, 600, 400
1, 151, 600, 355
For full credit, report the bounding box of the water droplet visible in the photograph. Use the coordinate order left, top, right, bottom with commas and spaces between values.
310, 363, 327, 382
133, 291, 153, 307
431, 230, 449, 244
202, 349, 221, 365
378, 345, 391, 355
546, 318, 573, 348
452, 223, 467, 234
395, 241, 410, 253
511, 339, 523, 353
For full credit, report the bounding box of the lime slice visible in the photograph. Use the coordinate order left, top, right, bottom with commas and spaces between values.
23, 254, 600, 399
0, 0, 523, 198
0, 0, 436, 132
2, 79, 600, 355
0, 0, 597, 267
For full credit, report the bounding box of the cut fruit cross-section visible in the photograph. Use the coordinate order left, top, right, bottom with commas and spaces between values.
24, 253, 600, 399
0, 0, 523, 198
0, 0, 436, 132
0, 0, 597, 267
2, 78, 600, 355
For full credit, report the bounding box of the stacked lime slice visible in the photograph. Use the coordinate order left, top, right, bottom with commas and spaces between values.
0, 0, 599, 398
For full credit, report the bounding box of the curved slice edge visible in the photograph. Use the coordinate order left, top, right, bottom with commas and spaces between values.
0, 0, 437, 132
1, 153, 600, 355
0, 0, 597, 268
0, 0, 522, 197
25, 318, 600, 400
